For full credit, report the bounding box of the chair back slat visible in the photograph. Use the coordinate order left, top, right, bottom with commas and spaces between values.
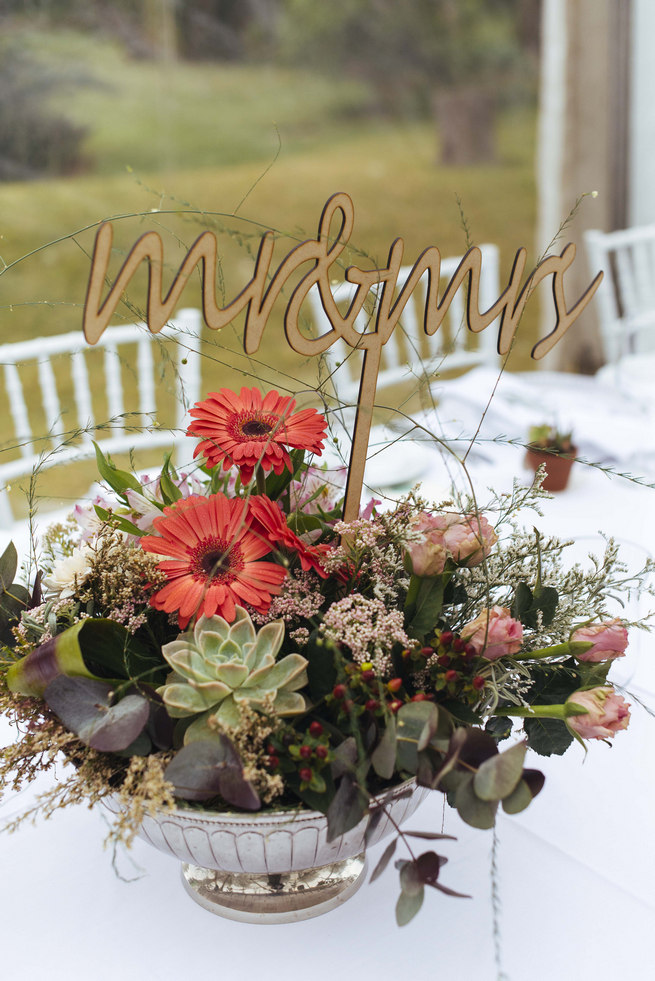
104, 344, 126, 434
3, 363, 33, 459
0, 308, 203, 528
37, 358, 63, 447
584, 225, 655, 363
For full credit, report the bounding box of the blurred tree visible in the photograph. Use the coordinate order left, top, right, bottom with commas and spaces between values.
0, 42, 88, 180
276, 0, 534, 164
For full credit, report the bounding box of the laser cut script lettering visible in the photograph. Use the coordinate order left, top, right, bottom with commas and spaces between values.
83, 192, 603, 521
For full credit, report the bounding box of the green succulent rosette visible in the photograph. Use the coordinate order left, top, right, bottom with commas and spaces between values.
157, 606, 308, 739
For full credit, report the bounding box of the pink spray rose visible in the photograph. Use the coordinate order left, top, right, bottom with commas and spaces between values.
406, 511, 497, 577
461, 606, 523, 660
571, 619, 628, 662
566, 687, 631, 740
442, 513, 498, 567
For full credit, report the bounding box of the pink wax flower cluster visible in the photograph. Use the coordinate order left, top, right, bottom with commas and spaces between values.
566, 687, 631, 740
461, 605, 523, 661
571, 619, 628, 662
406, 510, 498, 577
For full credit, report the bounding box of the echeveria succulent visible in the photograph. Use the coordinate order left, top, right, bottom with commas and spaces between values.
157, 606, 308, 739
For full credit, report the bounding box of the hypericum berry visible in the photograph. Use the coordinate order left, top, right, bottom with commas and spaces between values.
361, 669, 376, 683
464, 643, 477, 659
343, 699, 354, 714
315, 744, 328, 759
299, 767, 313, 783
420, 646, 433, 658
472, 675, 486, 690
333, 684, 347, 699
445, 669, 458, 683
453, 637, 465, 653
266, 744, 276, 755
365, 698, 379, 712
411, 692, 430, 702
268, 755, 279, 769
387, 677, 403, 693
437, 654, 451, 668
299, 745, 312, 759
389, 699, 403, 713
309, 721, 323, 737
439, 631, 453, 647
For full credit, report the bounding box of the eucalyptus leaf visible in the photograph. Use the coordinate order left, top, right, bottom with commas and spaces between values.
370, 838, 397, 882
164, 738, 260, 809
371, 718, 397, 779
473, 740, 527, 801
395, 884, 424, 926
326, 774, 369, 842
454, 774, 498, 829
44, 676, 150, 752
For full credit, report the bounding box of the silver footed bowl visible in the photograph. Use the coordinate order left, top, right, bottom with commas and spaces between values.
104, 779, 428, 923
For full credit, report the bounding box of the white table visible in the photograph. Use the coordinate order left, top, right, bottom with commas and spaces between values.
2, 368, 655, 980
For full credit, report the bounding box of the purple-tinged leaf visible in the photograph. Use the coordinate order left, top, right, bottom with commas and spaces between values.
44, 676, 150, 752
404, 830, 456, 841
431, 881, 471, 899
364, 806, 384, 846
326, 775, 369, 842
164, 739, 260, 809
415, 850, 446, 884
370, 838, 397, 882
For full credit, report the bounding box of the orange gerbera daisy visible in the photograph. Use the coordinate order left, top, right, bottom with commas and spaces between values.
249, 495, 329, 578
187, 387, 327, 484
140, 494, 288, 627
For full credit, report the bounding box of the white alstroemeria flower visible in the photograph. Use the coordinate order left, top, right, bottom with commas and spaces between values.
43, 545, 94, 598
124, 488, 165, 532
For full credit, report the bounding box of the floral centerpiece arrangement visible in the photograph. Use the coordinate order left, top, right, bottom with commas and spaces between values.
0, 385, 642, 924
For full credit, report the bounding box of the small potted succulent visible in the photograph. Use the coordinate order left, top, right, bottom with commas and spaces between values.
525, 425, 577, 492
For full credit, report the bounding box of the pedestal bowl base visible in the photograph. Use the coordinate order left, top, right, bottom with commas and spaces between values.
180, 854, 367, 923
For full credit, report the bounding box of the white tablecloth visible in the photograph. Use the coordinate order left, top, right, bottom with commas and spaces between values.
2, 367, 654, 981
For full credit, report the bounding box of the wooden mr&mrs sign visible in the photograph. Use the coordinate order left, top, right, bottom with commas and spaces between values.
83, 192, 602, 522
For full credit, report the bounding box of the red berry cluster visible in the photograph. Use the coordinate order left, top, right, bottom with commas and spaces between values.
268, 720, 332, 790
425, 630, 486, 701
329, 661, 407, 718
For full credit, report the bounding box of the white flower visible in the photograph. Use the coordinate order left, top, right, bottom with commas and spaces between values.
43, 546, 94, 598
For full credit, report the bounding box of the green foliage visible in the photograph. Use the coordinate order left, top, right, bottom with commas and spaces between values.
164, 736, 261, 808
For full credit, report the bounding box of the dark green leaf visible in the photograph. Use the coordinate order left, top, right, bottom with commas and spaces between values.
370, 838, 397, 882
524, 717, 574, 756
305, 631, 337, 701
406, 575, 445, 640
0, 541, 18, 590
485, 716, 513, 741
44, 676, 150, 752
512, 580, 559, 628
93, 442, 142, 497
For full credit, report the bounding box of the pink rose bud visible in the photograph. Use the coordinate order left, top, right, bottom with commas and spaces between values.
571, 619, 628, 662
460, 606, 523, 660
566, 687, 631, 740
405, 512, 451, 576
443, 513, 498, 567
406, 511, 497, 577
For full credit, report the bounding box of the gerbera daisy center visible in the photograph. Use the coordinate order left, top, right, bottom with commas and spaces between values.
231, 412, 280, 442
189, 536, 244, 582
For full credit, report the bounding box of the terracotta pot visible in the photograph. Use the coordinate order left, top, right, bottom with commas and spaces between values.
524, 446, 577, 492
